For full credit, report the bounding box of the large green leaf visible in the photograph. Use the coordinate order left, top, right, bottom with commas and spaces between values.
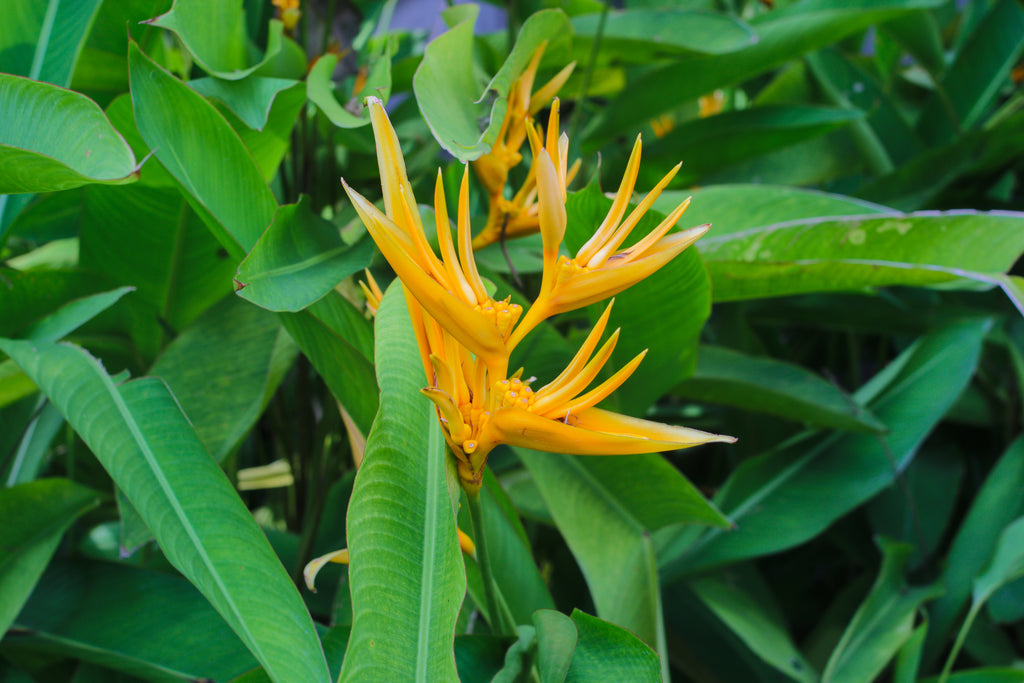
0, 268, 115, 340
659, 319, 990, 579
146, 0, 283, 80
413, 6, 570, 161
698, 211, 1024, 303
80, 184, 236, 334
149, 296, 296, 462
128, 41, 276, 259
518, 448, 729, 678
0, 338, 331, 683
974, 517, 1024, 608
11, 559, 258, 681
822, 539, 942, 683
916, 0, 1024, 144
676, 345, 886, 433
189, 76, 300, 131
925, 438, 1024, 663
237, 196, 376, 312
278, 292, 378, 436
564, 610, 660, 682
584, 0, 944, 144
689, 568, 817, 683
572, 8, 755, 59
631, 105, 863, 185
0, 74, 138, 194
0, 479, 101, 636
656, 184, 890, 236
564, 185, 710, 413
0, 0, 103, 85
339, 285, 464, 682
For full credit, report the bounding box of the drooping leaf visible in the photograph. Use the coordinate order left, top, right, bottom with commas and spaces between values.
0, 338, 332, 683
413, 7, 570, 161
533, 609, 578, 683
0, 479, 101, 636
339, 285, 464, 683
237, 196, 376, 312
146, 0, 284, 80
0, 74, 138, 194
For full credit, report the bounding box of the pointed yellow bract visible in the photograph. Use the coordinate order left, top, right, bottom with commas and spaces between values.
470, 44, 578, 250
345, 93, 732, 493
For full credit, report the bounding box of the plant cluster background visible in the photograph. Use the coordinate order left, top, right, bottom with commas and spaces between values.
2, 0, 1024, 681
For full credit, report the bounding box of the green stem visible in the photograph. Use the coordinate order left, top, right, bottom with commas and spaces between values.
466, 489, 517, 635
938, 602, 980, 683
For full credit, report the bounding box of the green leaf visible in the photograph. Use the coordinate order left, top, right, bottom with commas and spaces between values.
463, 472, 556, 627
630, 106, 863, 184
13, 559, 259, 681
660, 319, 990, 579
0, 74, 138, 194
413, 7, 570, 161
974, 517, 1024, 607
564, 610, 660, 682
534, 609, 578, 683
80, 184, 237, 333
0, 0, 103, 85
930, 436, 1024, 662
278, 293, 378, 436
921, 671, 1024, 683
584, 0, 944, 143
189, 76, 301, 131
339, 285, 464, 683
3, 402, 65, 485
690, 569, 817, 682
149, 296, 297, 462
237, 196, 376, 312
571, 9, 755, 59
22, 286, 133, 344
822, 539, 943, 683
518, 448, 728, 675
491, 626, 537, 683
128, 41, 277, 259
0, 479, 101, 636
916, 0, 1024, 144
308, 49, 392, 128
146, 0, 284, 80
0, 267, 114, 340
564, 185, 710, 413
698, 211, 1024, 302
677, 345, 885, 433
655, 184, 890, 237
0, 338, 331, 683
216, 80, 305, 182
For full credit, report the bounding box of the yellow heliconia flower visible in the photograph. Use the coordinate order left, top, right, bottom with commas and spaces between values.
471, 44, 577, 250
343, 96, 733, 493
508, 119, 709, 347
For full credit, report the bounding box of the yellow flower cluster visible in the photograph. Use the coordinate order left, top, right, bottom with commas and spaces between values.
344, 96, 734, 493
470, 45, 577, 250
